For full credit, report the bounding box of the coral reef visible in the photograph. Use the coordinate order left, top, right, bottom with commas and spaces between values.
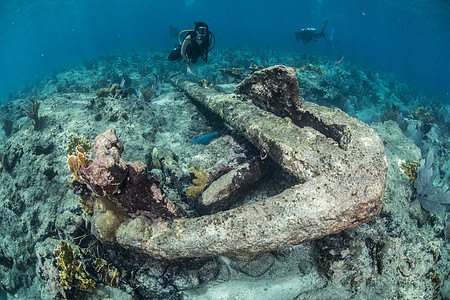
381, 103, 400, 122
68, 129, 186, 245
1, 48, 449, 300
412, 105, 436, 133
414, 151, 450, 214
77, 128, 128, 196
78, 129, 186, 220
91, 196, 130, 243
412, 106, 436, 124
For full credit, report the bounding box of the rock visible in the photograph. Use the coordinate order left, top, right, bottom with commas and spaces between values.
235, 65, 302, 120
35, 238, 66, 299
229, 253, 275, 277
165, 258, 220, 291
55, 210, 85, 243
134, 271, 179, 300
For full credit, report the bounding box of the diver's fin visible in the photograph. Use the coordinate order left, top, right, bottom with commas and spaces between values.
321, 19, 329, 33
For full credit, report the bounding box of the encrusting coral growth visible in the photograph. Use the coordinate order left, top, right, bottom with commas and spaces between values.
186, 166, 209, 197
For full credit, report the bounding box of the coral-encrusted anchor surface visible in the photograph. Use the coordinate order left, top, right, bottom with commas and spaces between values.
78, 128, 186, 222
117, 67, 388, 260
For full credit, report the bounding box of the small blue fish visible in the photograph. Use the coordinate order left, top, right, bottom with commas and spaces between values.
192, 132, 219, 145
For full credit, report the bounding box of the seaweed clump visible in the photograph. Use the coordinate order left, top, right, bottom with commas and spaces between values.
198, 79, 214, 89
298, 63, 325, 75
53, 240, 96, 290
411, 106, 435, 133
381, 104, 400, 122
399, 160, 420, 181
218, 67, 245, 80
94, 258, 120, 287
249, 63, 264, 73
95, 83, 124, 99
23, 95, 41, 130
426, 270, 442, 290
66, 133, 94, 157
139, 87, 156, 102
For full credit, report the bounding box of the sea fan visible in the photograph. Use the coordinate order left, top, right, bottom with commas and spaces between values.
414, 151, 450, 214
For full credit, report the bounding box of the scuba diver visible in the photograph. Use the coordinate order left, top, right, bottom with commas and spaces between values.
295, 19, 329, 45
168, 22, 215, 73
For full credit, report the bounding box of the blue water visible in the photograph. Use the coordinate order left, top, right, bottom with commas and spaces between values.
0, 0, 449, 103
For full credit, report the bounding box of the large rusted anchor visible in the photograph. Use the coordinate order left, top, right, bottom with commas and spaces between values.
112, 65, 387, 259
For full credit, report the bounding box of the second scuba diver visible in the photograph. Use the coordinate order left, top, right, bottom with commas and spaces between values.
168, 21, 215, 74
295, 20, 329, 45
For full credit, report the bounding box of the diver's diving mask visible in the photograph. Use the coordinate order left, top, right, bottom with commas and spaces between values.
196, 26, 208, 39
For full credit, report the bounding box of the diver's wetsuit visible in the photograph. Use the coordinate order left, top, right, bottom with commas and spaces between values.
168, 32, 210, 62
184, 33, 210, 63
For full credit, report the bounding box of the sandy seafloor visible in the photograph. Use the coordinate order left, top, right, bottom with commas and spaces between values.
0, 48, 449, 299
